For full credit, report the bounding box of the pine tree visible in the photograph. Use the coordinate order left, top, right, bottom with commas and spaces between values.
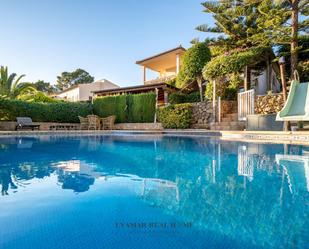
252, 0, 309, 77
198, 0, 308, 78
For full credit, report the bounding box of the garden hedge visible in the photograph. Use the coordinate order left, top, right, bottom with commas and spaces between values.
93, 95, 127, 123
0, 97, 93, 123
93, 92, 156, 123
168, 91, 200, 104
157, 103, 192, 129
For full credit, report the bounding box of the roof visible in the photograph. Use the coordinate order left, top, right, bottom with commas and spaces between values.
56, 79, 119, 95
93, 82, 177, 95
56, 84, 79, 94
136, 46, 186, 71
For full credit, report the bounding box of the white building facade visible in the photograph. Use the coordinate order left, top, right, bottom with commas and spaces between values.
56, 79, 119, 102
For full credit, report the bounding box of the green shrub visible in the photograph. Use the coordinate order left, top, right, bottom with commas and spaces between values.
0, 97, 93, 122
19, 92, 58, 103
93, 95, 127, 123
168, 91, 200, 104
93, 92, 156, 123
205, 75, 239, 101
128, 93, 156, 123
168, 93, 185, 104
157, 103, 192, 129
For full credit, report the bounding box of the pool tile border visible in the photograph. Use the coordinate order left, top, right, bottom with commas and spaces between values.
1, 130, 309, 144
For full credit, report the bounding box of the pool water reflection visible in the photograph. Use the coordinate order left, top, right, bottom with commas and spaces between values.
0, 135, 308, 249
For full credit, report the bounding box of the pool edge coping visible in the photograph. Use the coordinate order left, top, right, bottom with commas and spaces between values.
1, 130, 309, 145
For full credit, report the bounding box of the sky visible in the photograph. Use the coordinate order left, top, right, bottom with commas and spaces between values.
1, 0, 214, 87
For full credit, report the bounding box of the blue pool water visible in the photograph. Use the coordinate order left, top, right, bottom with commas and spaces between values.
0, 134, 308, 249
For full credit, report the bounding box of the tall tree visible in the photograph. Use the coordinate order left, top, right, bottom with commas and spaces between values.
197, 0, 308, 79
56, 69, 94, 91
197, 0, 262, 50
33, 80, 57, 94
176, 42, 211, 101
252, 0, 308, 77
0, 66, 36, 99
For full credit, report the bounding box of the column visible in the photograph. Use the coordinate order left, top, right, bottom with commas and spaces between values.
164, 91, 169, 106
142, 66, 146, 84
176, 54, 180, 74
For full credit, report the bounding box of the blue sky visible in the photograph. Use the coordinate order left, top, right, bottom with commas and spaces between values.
1, 0, 213, 87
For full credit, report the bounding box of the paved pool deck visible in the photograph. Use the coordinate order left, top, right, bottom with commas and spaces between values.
0, 130, 309, 145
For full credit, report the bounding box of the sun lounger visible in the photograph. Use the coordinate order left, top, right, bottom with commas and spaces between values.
16, 117, 40, 131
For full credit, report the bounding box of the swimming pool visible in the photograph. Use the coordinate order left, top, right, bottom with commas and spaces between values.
0, 135, 308, 249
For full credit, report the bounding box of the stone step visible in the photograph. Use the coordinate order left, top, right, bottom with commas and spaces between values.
221, 116, 238, 122
224, 113, 238, 119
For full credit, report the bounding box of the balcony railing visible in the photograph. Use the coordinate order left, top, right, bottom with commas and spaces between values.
144, 75, 176, 85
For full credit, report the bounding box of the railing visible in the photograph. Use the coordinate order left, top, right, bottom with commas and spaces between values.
144, 75, 176, 85
238, 89, 255, 121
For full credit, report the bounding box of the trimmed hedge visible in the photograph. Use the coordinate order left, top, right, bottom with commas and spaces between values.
168, 91, 200, 104
0, 97, 93, 123
93, 92, 156, 123
157, 103, 192, 129
93, 95, 127, 123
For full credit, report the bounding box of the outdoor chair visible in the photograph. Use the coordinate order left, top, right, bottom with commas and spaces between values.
87, 115, 100, 130
78, 116, 89, 130
101, 115, 116, 130
16, 117, 40, 131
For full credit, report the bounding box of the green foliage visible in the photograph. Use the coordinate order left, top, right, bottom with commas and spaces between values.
157, 103, 192, 129
93, 95, 127, 123
33, 80, 57, 94
0, 66, 37, 99
0, 97, 92, 122
166, 78, 176, 87
176, 42, 211, 89
126, 93, 156, 123
56, 68, 94, 91
298, 61, 309, 82
168, 91, 200, 104
197, 1, 263, 50
278, 36, 309, 81
19, 91, 58, 103
93, 92, 156, 123
203, 47, 270, 80
205, 74, 240, 100
198, 0, 308, 78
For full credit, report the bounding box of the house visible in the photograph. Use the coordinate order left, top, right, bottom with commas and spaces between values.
56, 79, 119, 102
93, 46, 186, 105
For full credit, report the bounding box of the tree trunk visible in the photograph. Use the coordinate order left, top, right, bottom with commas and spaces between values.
197, 77, 203, 102
290, 0, 299, 77
244, 66, 251, 91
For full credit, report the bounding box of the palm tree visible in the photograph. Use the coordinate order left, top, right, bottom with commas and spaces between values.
0, 66, 36, 99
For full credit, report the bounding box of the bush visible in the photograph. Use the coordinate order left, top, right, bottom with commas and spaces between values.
93, 95, 127, 123
157, 103, 192, 129
19, 92, 58, 103
0, 97, 93, 123
168, 91, 200, 104
205, 74, 240, 101
127, 93, 156, 123
93, 92, 156, 123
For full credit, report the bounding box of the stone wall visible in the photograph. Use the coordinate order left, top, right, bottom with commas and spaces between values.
0, 121, 81, 131
0, 121, 163, 131
114, 123, 163, 130
255, 94, 284, 114
190, 102, 213, 128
